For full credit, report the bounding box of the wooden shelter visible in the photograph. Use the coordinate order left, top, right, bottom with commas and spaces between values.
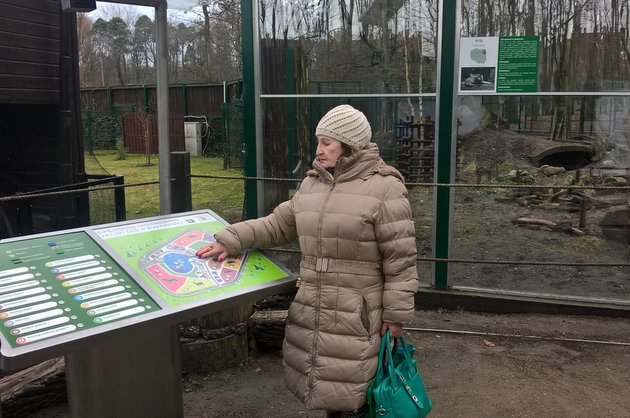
0, 0, 88, 237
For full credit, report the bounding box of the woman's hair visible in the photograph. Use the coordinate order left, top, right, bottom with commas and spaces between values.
341, 143, 355, 157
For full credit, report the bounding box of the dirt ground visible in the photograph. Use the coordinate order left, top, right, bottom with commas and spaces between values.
22, 309, 630, 418
410, 127, 630, 301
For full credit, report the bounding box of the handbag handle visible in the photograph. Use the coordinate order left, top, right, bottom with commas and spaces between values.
377, 332, 415, 379
376, 330, 396, 381
393, 336, 415, 364
388, 334, 427, 411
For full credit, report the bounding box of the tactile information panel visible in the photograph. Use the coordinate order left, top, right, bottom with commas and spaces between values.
0, 210, 293, 368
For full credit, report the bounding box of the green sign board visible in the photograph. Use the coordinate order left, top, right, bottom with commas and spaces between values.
496, 36, 540, 93
459, 36, 540, 93
0, 232, 160, 349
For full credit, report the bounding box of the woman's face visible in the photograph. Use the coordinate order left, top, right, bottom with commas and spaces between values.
315, 136, 344, 169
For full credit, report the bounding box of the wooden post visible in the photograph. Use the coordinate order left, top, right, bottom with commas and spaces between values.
170, 152, 192, 213
579, 199, 587, 228
113, 176, 126, 221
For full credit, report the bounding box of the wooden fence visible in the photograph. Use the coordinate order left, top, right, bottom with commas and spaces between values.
121, 113, 185, 154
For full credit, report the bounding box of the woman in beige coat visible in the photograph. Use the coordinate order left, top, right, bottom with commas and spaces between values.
198, 105, 418, 417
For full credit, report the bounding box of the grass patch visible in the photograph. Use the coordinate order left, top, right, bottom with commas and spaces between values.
85, 151, 244, 223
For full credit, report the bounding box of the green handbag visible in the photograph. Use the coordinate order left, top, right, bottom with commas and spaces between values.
367, 330, 432, 418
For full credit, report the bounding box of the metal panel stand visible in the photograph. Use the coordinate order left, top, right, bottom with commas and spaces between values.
65, 325, 183, 418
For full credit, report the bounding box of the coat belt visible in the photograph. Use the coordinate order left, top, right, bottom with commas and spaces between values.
301, 255, 381, 275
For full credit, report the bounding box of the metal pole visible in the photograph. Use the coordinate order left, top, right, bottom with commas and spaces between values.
252, 0, 264, 216
156, 0, 171, 215
432, 0, 460, 289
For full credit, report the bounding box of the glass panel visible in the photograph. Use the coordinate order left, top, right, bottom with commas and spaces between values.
258, 96, 436, 287
258, 1, 439, 94
460, 0, 630, 92
452, 94, 630, 300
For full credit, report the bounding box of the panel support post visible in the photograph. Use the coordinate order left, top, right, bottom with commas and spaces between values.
65, 325, 183, 418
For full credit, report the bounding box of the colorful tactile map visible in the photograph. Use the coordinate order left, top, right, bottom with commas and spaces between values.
93, 212, 290, 308
138, 230, 245, 296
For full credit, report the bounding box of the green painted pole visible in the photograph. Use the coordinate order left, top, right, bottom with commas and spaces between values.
241, 0, 257, 219
107, 87, 113, 112
182, 85, 189, 116
86, 111, 93, 155
143, 85, 149, 112
432, 0, 460, 289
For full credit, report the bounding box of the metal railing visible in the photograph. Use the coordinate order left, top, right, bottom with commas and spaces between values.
0, 175, 127, 239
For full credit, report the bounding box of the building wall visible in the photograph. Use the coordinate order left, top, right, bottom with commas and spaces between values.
0, 0, 86, 237
0, 0, 60, 104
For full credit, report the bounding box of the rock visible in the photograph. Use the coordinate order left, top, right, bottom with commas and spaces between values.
599, 209, 630, 244
591, 194, 629, 209
602, 176, 629, 186
508, 169, 530, 179
541, 166, 566, 176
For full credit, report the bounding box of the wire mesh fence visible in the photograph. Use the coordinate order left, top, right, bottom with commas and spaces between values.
2, 160, 629, 305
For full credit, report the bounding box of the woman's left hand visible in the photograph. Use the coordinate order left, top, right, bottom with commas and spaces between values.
381, 321, 403, 338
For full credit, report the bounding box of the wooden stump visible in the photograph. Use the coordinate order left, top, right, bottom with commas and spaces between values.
248, 309, 288, 349
180, 304, 255, 373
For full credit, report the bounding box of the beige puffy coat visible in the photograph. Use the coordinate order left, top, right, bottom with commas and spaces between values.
216, 144, 418, 412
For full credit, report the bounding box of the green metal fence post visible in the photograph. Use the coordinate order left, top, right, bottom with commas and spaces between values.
182, 85, 189, 116
107, 87, 113, 112
143, 85, 149, 112
222, 103, 228, 169
85, 110, 93, 155
241, 0, 257, 219
432, 0, 460, 289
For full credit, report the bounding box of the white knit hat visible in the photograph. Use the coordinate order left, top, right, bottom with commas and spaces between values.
315, 105, 371, 149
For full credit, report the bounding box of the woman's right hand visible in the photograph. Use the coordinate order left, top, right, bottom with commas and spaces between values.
196, 241, 231, 262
